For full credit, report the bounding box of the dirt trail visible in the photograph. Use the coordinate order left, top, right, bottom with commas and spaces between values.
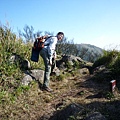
2, 74, 119, 120
38, 75, 108, 119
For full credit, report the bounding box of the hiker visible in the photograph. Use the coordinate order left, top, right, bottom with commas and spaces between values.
40, 32, 64, 92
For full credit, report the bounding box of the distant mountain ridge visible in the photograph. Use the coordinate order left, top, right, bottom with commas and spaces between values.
76, 44, 103, 62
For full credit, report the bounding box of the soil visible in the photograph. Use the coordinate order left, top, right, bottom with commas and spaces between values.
37, 74, 120, 120
0, 74, 120, 120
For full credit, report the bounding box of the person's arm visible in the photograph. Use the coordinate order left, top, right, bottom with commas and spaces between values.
53, 51, 56, 59
47, 37, 57, 65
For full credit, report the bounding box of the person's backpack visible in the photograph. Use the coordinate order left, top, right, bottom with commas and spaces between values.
33, 35, 48, 51
31, 35, 51, 62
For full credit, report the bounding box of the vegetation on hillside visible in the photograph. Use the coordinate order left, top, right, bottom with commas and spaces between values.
0, 24, 80, 104
0, 24, 120, 119
93, 49, 120, 77
19, 25, 103, 62
76, 44, 103, 62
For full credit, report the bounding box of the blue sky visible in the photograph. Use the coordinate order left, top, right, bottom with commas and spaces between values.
0, 0, 120, 49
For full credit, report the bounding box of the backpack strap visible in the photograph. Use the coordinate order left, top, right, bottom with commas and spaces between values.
45, 36, 53, 41
44, 36, 53, 46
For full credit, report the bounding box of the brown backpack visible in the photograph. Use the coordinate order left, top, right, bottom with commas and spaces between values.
33, 35, 49, 51
31, 35, 52, 62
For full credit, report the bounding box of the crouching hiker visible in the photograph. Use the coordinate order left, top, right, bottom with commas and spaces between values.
40, 32, 64, 92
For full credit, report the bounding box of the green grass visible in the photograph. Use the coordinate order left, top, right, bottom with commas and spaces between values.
1, 24, 120, 120
0, 25, 44, 104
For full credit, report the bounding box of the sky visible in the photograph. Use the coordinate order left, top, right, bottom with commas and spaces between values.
0, 0, 120, 50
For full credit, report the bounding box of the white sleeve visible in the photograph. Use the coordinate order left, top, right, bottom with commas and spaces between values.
47, 37, 57, 60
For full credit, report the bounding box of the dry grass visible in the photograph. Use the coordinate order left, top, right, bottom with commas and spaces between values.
0, 72, 120, 120
1, 25, 120, 120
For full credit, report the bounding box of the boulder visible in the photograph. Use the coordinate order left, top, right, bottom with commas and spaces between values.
30, 69, 44, 81
56, 55, 88, 70
49, 103, 84, 120
9, 54, 31, 70
21, 75, 33, 86
78, 68, 90, 75
21, 69, 44, 86
85, 112, 106, 120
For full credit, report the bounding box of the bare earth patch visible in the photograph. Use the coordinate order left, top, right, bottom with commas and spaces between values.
0, 74, 120, 120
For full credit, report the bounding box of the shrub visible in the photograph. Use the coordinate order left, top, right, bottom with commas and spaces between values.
93, 50, 119, 69
110, 55, 120, 76
0, 24, 44, 102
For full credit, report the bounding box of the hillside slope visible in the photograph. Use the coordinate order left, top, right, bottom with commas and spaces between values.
76, 44, 103, 62
0, 70, 120, 120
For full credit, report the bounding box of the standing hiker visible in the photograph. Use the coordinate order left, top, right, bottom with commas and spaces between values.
40, 32, 64, 92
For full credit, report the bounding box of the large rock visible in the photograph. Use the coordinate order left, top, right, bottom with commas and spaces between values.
85, 112, 106, 120
21, 69, 44, 85
49, 103, 84, 120
61, 55, 84, 63
22, 59, 31, 69
78, 68, 90, 75
51, 67, 60, 76
9, 54, 30, 69
41, 104, 106, 120
21, 75, 33, 86
30, 69, 44, 81
56, 55, 87, 70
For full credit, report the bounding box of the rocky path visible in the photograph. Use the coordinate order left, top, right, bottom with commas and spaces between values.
38, 75, 108, 120
2, 74, 119, 120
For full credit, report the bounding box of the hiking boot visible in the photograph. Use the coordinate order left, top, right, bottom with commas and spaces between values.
42, 86, 53, 92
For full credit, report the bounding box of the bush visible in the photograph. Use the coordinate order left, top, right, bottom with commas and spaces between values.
0, 24, 45, 103
110, 55, 120, 76
93, 50, 119, 69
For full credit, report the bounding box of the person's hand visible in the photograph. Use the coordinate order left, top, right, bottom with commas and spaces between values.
53, 51, 56, 59
49, 59, 52, 66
